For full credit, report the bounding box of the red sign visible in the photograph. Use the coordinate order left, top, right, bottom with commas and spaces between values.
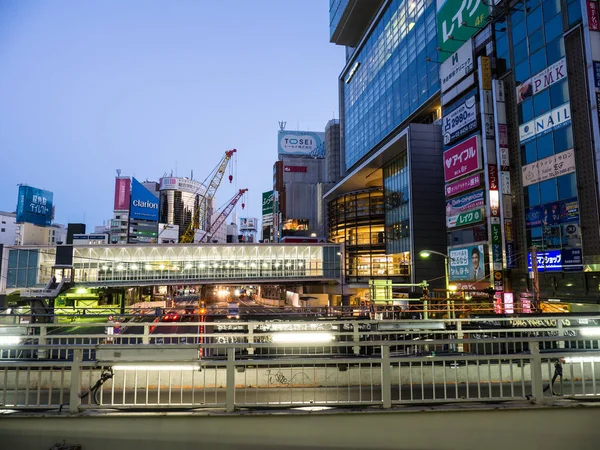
589, 1, 600, 31
114, 178, 131, 211
444, 135, 481, 182
284, 166, 307, 173
445, 173, 482, 197
487, 165, 498, 191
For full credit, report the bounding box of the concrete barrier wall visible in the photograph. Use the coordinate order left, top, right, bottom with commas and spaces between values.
0, 405, 599, 450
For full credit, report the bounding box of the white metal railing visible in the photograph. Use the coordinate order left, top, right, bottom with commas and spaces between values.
0, 335, 599, 413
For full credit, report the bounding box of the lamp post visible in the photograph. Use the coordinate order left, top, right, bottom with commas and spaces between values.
419, 250, 454, 319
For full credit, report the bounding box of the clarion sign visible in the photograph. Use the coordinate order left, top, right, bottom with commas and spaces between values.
519, 102, 571, 143
132, 199, 158, 209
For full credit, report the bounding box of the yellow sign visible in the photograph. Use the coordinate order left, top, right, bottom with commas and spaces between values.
481, 56, 492, 90
494, 270, 503, 281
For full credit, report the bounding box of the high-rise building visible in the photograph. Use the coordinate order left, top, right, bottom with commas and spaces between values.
328, 0, 600, 310
158, 176, 208, 242
110, 176, 131, 244
326, 0, 446, 302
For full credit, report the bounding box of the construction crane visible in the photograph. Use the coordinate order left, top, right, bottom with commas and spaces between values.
199, 188, 248, 243
179, 149, 237, 243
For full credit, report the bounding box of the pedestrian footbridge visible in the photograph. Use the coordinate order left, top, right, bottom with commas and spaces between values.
0, 243, 341, 294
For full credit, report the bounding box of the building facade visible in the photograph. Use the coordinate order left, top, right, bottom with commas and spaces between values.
327, 0, 446, 302
0, 212, 18, 245
158, 176, 208, 242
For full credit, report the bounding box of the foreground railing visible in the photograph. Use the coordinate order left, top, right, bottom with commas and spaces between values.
0, 335, 599, 413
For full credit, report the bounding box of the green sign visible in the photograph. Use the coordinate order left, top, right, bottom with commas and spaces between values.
456, 208, 483, 227
437, 0, 490, 62
262, 191, 274, 216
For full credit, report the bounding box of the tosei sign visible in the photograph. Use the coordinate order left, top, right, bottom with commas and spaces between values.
443, 93, 478, 144
278, 130, 325, 157
444, 135, 481, 182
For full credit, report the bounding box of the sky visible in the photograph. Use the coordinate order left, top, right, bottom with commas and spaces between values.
0, 0, 343, 231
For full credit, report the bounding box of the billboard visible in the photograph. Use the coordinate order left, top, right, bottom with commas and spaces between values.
16, 185, 54, 226
519, 102, 571, 143
159, 177, 203, 193
114, 178, 130, 211
130, 178, 159, 221
521, 149, 576, 187
442, 93, 478, 145
528, 249, 583, 272
240, 217, 258, 231
449, 244, 485, 282
516, 58, 567, 103
446, 189, 485, 216
284, 166, 307, 173
437, 0, 490, 62
440, 39, 474, 93
525, 197, 579, 229
278, 130, 325, 157
443, 135, 481, 182
445, 173, 482, 197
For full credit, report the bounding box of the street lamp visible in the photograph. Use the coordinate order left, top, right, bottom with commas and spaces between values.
419, 250, 454, 319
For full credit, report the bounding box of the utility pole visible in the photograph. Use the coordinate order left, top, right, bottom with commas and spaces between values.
530, 246, 540, 312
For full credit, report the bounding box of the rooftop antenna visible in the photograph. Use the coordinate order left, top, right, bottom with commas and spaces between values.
191, 169, 194, 180
278, 121, 286, 130
116, 169, 121, 178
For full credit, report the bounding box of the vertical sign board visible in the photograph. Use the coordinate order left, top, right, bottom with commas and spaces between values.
440, 39, 474, 93
589, 1, 600, 31
437, 0, 491, 62
262, 191, 274, 226
114, 178, 131, 211
478, 55, 499, 284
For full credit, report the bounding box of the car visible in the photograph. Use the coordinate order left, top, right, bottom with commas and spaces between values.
162, 312, 181, 322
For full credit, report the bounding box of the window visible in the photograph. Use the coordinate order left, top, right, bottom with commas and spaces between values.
528, 28, 544, 53
523, 141, 537, 164
1, 221, 5, 224
554, 126, 573, 153
527, 184, 540, 206
529, 47, 547, 75
558, 173, 577, 200
533, 90, 550, 116
520, 97, 534, 123
536, 132, 554, 159
544, 0, 561, 20
540, 179, 558, 204
515, 60, 530, 83
526, 7, 543, 33
545, 13, 563, 42
546, 37, 564, 65
1, 228, 5, 232
550, 80, 569, 107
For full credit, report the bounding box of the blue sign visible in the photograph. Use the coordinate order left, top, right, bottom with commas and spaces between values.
129, 178, 159, 221
16, 185, 54, 226
594, 62, 600, 90
525, 197, 579, 229
528, 249, 583, 272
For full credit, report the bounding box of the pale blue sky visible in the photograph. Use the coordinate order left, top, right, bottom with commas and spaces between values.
0, 0, 343, 229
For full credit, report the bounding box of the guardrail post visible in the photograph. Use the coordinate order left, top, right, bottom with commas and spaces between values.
142, 325, 150, 345
557, 320, 565, 349
353, 322, 360, 356
69, 349, 83, 414
37, 325, 47, 359
226, 348, 235, 412
381, 345, 392, 409
530, 341, 545, 404
247, 322, 255, 355
456, 321, 464, 353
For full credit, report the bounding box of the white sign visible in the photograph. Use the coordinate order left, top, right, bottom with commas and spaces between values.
519, 102, 571, 143
516, 58, 567, 103
442, 94, 477, 144
500, 171, 511, 195
440, 39, 474, 93
159, 177, 204, 193
522, 148, 576, 187
442, 73, 475, 106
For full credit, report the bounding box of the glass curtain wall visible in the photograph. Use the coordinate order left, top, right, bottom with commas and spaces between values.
509, 2, 581, 253
343, 0, 438, 169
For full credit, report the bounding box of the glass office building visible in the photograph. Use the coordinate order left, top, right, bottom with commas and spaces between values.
342, 0, 439, 170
